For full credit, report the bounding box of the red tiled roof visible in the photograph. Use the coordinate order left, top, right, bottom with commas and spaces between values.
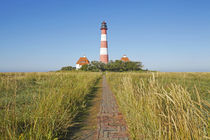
121, 56, 130, 62
76, 57, 90, 65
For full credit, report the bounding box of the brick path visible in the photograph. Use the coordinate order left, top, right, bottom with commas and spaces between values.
96, 76, 129, 140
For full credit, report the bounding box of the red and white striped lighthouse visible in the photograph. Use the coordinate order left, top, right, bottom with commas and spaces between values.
100, 21, 109, 64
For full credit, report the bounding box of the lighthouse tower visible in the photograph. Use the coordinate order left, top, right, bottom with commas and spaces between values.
100, 21, 109, 64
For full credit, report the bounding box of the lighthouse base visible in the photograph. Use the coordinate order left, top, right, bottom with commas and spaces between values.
100, 55, 109, 64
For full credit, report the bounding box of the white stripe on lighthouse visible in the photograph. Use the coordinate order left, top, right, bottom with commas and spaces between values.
101, 34, 107, 41
100, 48, 108, 55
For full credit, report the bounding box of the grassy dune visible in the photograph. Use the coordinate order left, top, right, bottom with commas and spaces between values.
107, 72, 210, 140
0, 72, 101, 139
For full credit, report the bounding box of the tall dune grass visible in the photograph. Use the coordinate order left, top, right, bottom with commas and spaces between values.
0, 72, 101, 139
107, 72, 209, 139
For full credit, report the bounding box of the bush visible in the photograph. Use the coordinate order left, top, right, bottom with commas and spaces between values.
80, 60, 143, 72
61, 66, 76, 71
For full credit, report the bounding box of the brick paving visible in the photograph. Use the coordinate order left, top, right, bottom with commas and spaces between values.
96, 76, 129, 140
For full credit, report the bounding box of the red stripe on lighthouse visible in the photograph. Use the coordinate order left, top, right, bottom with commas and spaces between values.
101, 41, 107, 48
100, 55, 108, 63
101, 30, 107, 34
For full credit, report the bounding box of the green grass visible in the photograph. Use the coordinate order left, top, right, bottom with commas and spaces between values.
107, 72, 210, 140
0, 72, 101, 139
1, 72, 209, 139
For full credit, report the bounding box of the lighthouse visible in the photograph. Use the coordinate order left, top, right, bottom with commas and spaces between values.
100, 21, 109, 64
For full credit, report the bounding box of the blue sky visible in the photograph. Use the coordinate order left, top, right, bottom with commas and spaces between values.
0, 0, 210, 72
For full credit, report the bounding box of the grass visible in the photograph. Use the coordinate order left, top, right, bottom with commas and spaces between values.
1, 71, 209, 139
106, 72, 210, 140
68, 78, 102, 140
0, 72, 101, 139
